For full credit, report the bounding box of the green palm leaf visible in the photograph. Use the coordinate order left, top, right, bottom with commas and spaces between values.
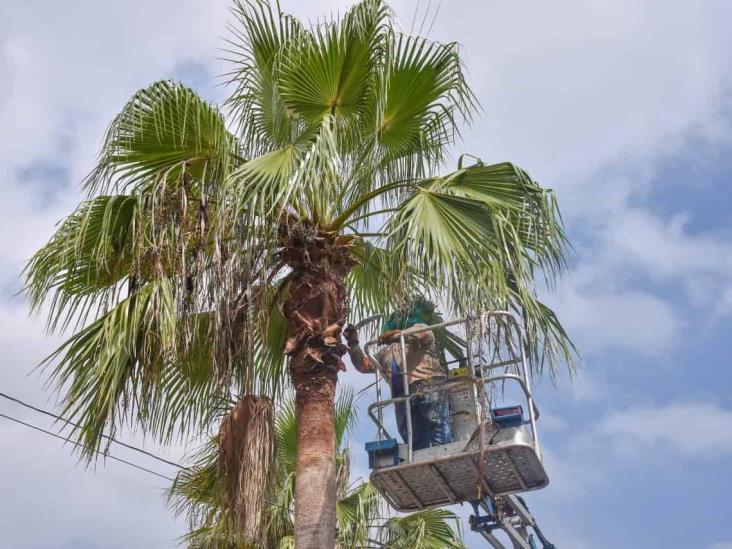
87, 80, 238, 194
373, 33, 475, 179
381, 508, 465, 548
380, 159, 573, 373
226, 0, 305, 152
25, 194, 137, 332
275, 0, 388, 125
347, 239, 424, 320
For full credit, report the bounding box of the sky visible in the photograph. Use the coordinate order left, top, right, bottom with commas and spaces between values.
1, 0, 731, 547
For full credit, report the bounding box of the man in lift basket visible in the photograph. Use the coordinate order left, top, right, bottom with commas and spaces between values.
344, 299, 453, 450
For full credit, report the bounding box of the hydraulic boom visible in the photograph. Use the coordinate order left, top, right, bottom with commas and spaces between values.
469, 494, 556, 549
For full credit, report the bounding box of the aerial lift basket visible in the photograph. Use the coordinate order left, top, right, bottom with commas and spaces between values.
364, 311, 548, 512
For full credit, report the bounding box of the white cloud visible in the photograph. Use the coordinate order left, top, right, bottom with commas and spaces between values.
525, 401, 732, 519
600, 209, 732, 281
412, 0, 732, 184
709, 543, 732, 549
539, 411, 568, 432
536, 367, 611, 404
552, 281, 683, 356
537, 446, 599, 501
598, 401, 732, 460
586, 204, 732, 315
543, 173, 732, 356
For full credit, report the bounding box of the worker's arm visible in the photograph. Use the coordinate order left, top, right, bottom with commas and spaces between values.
344, 325, 375, 373
378, 328, 431, 346
403, 323, 435, 348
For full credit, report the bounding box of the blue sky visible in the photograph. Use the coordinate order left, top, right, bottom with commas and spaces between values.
1, 0, 731, 547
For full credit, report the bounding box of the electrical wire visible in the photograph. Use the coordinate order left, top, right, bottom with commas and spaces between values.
0, 412, 174, 482
355, 379, 378, 398
0, 391, 185, 469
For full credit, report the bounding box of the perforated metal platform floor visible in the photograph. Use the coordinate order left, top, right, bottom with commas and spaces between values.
370, 428, 548, 512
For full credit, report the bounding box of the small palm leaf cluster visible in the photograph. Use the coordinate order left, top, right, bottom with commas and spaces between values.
24, 0, 575, 546
169, 390, 465, 548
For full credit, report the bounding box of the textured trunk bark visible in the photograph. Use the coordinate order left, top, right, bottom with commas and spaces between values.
292, 364, 338, 549
280, 221, 354, 549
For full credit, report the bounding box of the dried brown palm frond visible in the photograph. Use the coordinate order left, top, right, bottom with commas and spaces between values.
218, 395, 275, 544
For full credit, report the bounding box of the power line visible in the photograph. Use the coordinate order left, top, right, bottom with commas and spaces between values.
0, 391, 185, 469
355, 379, 378, 399
0, 412, 174, 482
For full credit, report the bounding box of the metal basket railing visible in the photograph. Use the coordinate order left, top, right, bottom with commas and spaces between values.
363, 311, 542, 463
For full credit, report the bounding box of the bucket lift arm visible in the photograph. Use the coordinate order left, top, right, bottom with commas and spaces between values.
469, 494, 556, 549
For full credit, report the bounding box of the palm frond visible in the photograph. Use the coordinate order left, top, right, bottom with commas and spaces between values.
372, 33, 476, 181
382, 160, 574, 374
444, 161, 569, 279
381, 508, 465, 548
347, 238, 426, 320
221, 118, 340, 226
334, 385, 357, 448
86, 80, 239, 195
218, 396, 275, 543
24, 194, 137, 332
275, 0, 389, 126
226, 0, 306, 154
336, 481, 381, 548
42, 278, 227, 455
273, 394, 298, 471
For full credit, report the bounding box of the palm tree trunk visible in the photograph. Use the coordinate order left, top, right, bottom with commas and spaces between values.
291, 363, 338, 548
281, 225, 354, 549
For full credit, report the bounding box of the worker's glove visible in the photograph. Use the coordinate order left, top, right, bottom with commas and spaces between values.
343, 324, 359, 347
378, 329, 401, 344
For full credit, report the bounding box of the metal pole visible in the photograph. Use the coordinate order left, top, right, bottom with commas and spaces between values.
468, 316, 481, 423
479, 314, 487, 383
399, 334, 413, 463
466, 316, 474, 373
512, 318, 541, 457
375, 367, 384, 441
366, 341, 386, 441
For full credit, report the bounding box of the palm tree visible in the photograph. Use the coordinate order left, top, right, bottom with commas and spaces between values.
24, 1, 574, 546
169, 389, 465, 548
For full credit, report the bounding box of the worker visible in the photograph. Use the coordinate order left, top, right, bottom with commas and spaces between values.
344, 300, 453, 450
